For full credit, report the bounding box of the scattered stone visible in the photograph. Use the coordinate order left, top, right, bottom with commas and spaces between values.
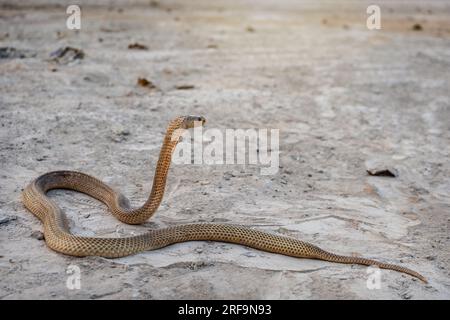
367, 168, 397, 177
36, 155, 48, 162
425, 255, 436, 261
128, 43, 148, 50
242, 252, 256, 258
365, 159, 398, 177
84, 213, 91, 218
175, 84, 195, 90
412, 23, 423, 31
246, 26, 255, 32
0, 47, 35, 59
30, 230, 44, 240
195, 248, 203, 254
110, 127, 131, 142
223, 172, 235, 180
188, 261, 211, 270
137, 77, 157, 89
401, 292, 412, 300
50, 47, 84, 64
0, 215, 16, 225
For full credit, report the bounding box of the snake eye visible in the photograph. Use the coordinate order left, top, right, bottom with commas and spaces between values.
197, 116, 206, 124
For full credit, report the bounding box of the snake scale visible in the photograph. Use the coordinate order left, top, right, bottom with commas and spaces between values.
22, 115, 426, 283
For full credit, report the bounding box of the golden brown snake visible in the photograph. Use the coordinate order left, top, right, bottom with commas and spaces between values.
22, 115, 426, 283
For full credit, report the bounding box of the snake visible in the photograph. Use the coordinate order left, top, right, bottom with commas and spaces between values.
22, 115, 426, 283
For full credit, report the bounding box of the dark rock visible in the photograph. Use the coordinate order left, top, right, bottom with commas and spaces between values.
137, 77, 157, 89
0, 47, 35, 59
31, 230, 45, 240
50, 47, 84, 64
412, 24, 423, 31
128, 43, 148, 50
0, 215, 16, 225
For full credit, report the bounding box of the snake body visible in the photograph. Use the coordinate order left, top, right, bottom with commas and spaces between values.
22, 116, 426, 282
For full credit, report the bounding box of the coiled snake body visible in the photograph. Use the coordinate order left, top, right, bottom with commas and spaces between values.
22, 116, 426, 282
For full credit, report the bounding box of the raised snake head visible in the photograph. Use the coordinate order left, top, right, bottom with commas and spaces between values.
181, 115, 206, 129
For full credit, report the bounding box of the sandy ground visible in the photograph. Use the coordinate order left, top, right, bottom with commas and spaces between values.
0, 0, 449, 299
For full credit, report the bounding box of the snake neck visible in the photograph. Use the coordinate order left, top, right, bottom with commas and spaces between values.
144, 118, 185, 210
114, 117, 186, 224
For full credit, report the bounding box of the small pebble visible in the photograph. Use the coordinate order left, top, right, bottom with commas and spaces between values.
31, 230, 45, 240
223, 172, 234, 180
242, 252, 256, 258
401, 293, 412, 300
412, 23, 423, 31
0, 216, 16, 225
